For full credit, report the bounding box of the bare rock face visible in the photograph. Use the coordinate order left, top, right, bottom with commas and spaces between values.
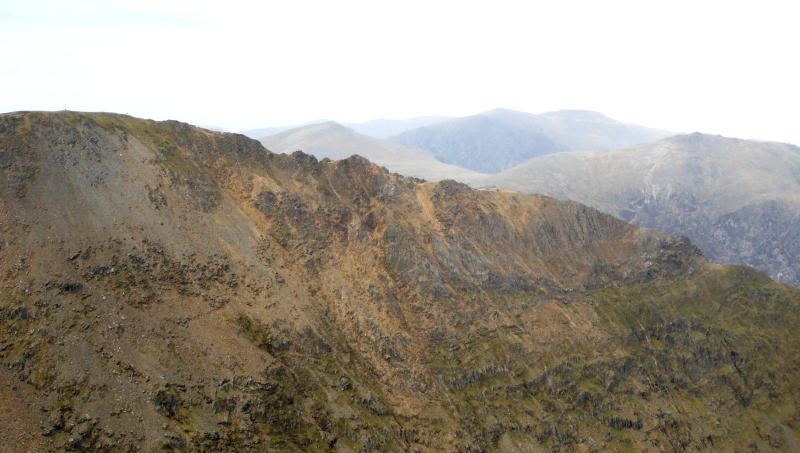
1, 112, 799, 452
631, 199, 800, 286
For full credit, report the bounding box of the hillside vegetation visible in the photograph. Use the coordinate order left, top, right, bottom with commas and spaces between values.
0, 112, 798, 452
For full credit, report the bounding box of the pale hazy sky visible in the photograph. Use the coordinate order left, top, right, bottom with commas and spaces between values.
1, 0, 797, 144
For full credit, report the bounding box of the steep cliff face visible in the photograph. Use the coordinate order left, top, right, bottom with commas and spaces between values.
1, 112, 799, 452
627, 199, 800, 286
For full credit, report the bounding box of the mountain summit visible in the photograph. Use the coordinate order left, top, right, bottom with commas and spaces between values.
0, 112, 799, 452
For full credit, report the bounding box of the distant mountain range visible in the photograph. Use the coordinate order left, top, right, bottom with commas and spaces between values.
480, 133, 800, 286
343, 116, 452, 139
239, 116, 451, 140
387, 108, 674, 173
259, 121, 489, 184
239, 120, 327, 140
199, 125, 229, 132
250, 110, 800, 287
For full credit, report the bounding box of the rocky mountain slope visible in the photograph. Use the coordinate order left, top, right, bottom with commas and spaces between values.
1, 112, 800, 452
481, 133, 800, 287
259, 121, 490, 184
387, 108, 674, 173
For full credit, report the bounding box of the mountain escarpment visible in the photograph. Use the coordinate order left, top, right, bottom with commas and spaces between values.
1, 112, 800, 452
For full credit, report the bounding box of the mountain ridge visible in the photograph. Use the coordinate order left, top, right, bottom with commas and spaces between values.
342, 116, 452, 139
239, 116, 451, 141
1, 111, 799, 452
481, 132, 800, 285
259, 120, 490, 184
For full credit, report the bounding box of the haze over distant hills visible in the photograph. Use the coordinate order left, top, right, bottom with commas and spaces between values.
235, 110, 800, 289
388, 108, 675, 173
238, 120, 327, 140
259, 121, 489, 184
242, 109, 671, 175
342, 116, 451, 139
481, 133, 800, 286
239, 116, 451, 140
199, 125, 229, 133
